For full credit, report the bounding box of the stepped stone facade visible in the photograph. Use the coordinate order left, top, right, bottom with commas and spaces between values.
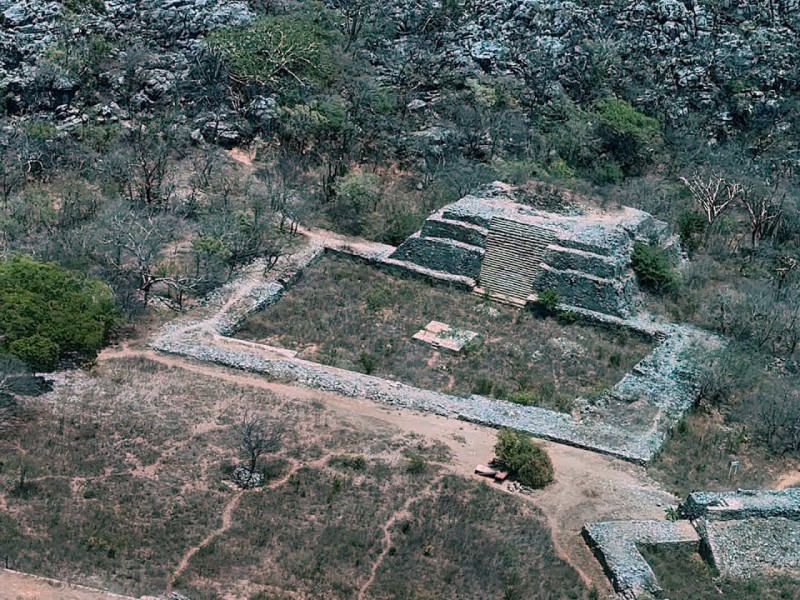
390, 183, 679, 316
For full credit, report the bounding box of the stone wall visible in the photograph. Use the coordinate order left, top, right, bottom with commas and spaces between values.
585, 488, 800, 597
389, 233, 484, 279
582, 520, 700, 599
545, 245, 626, 279
420, 216, 489, 248
151, 230, 720, 466
535, 266, 638, 318
680, 488, 800, 521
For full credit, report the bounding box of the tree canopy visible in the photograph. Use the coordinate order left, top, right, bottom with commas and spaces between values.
205, 16, 339, 93
0, 255, 117, 371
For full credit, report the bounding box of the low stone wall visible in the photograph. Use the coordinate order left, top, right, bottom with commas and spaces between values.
680, 488, 800, 521
582, 520, 700, 599
390, 234, 484, 279
545, 244, 626, 279
585, 488, 800, 597
420, 216, 489, 248
535, 265, 637, 317
149, 233, 721, 466
154, 330, 673, 463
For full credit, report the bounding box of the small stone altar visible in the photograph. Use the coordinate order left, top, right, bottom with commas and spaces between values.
412, 321, 481, 354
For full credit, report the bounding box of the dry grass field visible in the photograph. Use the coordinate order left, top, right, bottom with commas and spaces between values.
0, 357, 591, 600
236, 256, 652, 411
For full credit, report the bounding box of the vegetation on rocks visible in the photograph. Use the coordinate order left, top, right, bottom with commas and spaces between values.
205, 16, 339, 92
631, 242, 677, 295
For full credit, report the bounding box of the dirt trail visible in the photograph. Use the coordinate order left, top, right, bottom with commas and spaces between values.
98, 349, 677, 595
169, 455, 329, 588
0, 570, 137, 600
357, 475, 444, 600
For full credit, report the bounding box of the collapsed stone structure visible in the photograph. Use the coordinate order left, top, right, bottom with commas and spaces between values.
584, 488, 800, 599
390, 183, 678, 317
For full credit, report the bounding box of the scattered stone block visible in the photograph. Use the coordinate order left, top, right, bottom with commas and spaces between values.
412, 321, 481, 354
474, 464, 497, 478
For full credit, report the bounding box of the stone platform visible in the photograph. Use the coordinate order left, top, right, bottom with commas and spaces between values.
389, 182, 679, 317
411, 321, 481, 354
585, 488, 800, 598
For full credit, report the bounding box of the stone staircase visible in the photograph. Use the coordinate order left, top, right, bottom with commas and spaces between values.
478, 217, 555, 303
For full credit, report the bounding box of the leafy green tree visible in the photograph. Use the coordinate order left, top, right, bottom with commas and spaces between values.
494, 429, 554, 489
205, 16, 339, 94
631, 242, 678, 295
0, 255, 116, 370
594, 98, 662, 176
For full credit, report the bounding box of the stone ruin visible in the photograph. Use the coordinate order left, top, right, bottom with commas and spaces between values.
150, 180, 728, 467
583, 488, 800, 599
390, 182, 679, 317
411, 321, 481, 354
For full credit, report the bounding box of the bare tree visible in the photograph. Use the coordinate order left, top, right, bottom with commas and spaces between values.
235, 410, 283, 487
121, 123, 175, 207
0, 134, 26, 207
756, 390, 800, 455
92, 204, 191, 309
739, 184, 785, 247
680, 171, 747, 229
331, 0, 378, 50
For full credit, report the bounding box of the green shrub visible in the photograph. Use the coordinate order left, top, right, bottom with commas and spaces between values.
494, 429, 554, 489
472, 377, 495, 396
555, 310, 579, 325
495, 430, 553, 488
64, 0, 105, 12
9, 335, 60, 372
508, 382, 557, 408
330, 455, 367, 471
205, 17, 338, 92
365, 284, 393, 312
328, 172, 381, 235
548, 157, 575, 180
535, 288, 561, 313
594, 97, 662, 176
677, 211, 707, 253
592, 161, 624, 184
405, 455, 427, 475
358, 352, 377, 375
0, 255, 117, 370
631, 242, 678, 294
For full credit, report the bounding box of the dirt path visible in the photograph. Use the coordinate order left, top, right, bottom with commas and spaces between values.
169, 455, 330, 589
98, 349, 677, 595
357, 475, 444, 600
0, 570, 137, 600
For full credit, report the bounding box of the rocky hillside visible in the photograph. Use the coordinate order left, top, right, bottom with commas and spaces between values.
2, 0, 799, 150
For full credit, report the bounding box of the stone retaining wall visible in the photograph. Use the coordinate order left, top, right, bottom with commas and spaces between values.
582, 520, 700, 599
420, 216, 489, 248
585, 488, 800, 598
680, 488, 800, 521
389, 233, 484, 279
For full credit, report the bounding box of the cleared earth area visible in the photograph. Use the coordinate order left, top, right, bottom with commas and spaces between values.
235, 256, 653, 411
0, 357, 590, 600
